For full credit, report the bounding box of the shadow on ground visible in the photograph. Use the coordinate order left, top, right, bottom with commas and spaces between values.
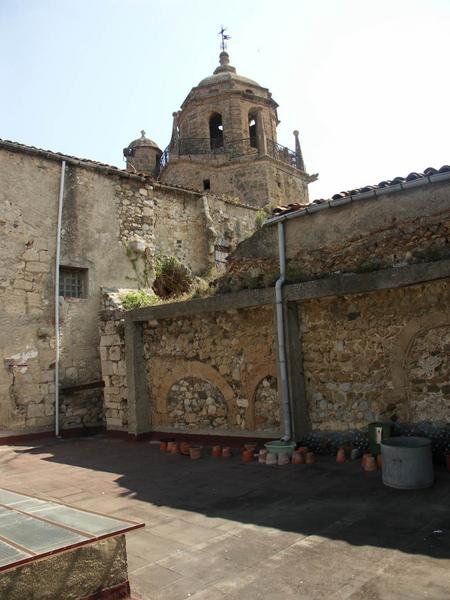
10, 436, 450, 562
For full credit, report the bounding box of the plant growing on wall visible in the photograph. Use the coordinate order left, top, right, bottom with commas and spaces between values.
119, 289, 158, 310
152, 254, 192, 299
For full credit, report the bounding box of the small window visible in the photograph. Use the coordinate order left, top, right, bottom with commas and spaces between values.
203, 178, 211, 191
59, 267, 87, 298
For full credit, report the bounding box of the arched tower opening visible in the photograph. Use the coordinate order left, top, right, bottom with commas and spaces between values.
248, 111, 258, 149
209, 113, 224, 149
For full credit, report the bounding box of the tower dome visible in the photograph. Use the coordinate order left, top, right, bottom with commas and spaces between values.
159, 48, 314, 208
123, 130, 162, 177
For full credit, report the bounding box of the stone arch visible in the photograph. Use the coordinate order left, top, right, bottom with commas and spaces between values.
242, 362, 278, 430
254, 375, 281, 432
167, 377, 228, 430
148, 358, 236, 426
390, 311, 450, 421
209, 112, 224, 149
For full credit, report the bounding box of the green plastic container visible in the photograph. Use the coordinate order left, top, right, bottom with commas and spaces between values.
368, 422, 392, 456
264, 440, 296, 456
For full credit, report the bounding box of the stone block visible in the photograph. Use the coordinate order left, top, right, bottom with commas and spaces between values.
26, 262, 49, 273
27, 404, 45, 418
109, 346, 121, 361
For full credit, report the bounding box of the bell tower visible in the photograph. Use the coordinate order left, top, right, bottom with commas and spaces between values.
158, 36, 316, 208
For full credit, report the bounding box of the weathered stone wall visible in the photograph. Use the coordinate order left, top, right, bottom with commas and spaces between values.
161, 156, 309, 208
106, 276, 449, 439
0, 146, 258, 434
142, 306, 279, 435
225, 180, 450, 291
302, 279, 450, 432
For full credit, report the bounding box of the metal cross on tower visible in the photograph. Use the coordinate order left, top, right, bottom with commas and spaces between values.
218, 26, 231, 52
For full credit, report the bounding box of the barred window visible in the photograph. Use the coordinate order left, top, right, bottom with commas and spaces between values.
59, 267, 87, 298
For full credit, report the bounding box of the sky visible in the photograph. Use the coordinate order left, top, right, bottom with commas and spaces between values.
1, 0, 449, 199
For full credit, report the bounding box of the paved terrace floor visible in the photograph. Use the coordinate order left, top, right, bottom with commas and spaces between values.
0, 436, 449, 600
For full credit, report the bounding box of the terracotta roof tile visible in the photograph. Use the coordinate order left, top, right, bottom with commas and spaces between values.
272, 165, 450, 217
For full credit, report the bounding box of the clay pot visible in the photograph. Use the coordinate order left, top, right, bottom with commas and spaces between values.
265, 453, 277, 465
244, 442, 257, 453
179, 442, 190, 456
166, 441, 175, 453
211, 445, 222, 458
364, 456, 377, 472
222, 446, 232, 459
298, 446, 308, 455
242, 449, 254, 463
305, 451, 315, 465
258, 449, 267, 464
291, 450, 304, 465
376, 454, 383, 469
361, 453, 371, 469
278, 453, 290, 466
171, 442, 179, 455
159, 440, 167, 452
189, 446, 202, 460
336, 448, 346, 464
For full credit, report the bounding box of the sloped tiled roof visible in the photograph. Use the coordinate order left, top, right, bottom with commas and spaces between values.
0, 138, 203, 195
270, 165, 450, 220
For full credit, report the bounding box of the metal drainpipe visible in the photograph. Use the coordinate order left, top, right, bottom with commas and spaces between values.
275, 221, 292, 441
54, 160, 66, 438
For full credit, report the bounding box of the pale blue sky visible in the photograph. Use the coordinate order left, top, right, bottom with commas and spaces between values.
1, 0, 449, 199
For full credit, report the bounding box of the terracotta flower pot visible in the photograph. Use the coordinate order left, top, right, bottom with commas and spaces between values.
211, 445, 222, 458
189, 446, 202, 460
222, 446, 232, 459
265, 452, 277, 465
258, 449, 267, 464
179, 441, 190, 456
242, 449, 254, 463
305, 451, 315, 465
298, 446, 308, 455
291, 450, 304, 465
364, 456, 377, 472
376, 454, 383, 468
171, 442, 179, 455
244, 442, 257, 453
336, 448, 346, 464
159, 441, 167, 452
361, 453, 371, 469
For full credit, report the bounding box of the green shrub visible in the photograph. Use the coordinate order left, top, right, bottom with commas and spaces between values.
120, 289, 157, 310
152, 255, 192, 299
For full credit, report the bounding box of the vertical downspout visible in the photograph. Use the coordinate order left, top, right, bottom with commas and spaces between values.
275, 221, 291, 441
54, 160, 66, 438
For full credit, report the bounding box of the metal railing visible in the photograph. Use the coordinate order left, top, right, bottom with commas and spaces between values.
158, 137, 301, 173
267, 139, 299, 169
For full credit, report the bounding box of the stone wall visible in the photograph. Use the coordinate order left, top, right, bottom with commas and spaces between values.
0, 145, 258, 434
301, 279, 450, 432
142, 306, 278, 435
104, 276, 449, 444
161, 156, 309, 208
225, 180, 450, 291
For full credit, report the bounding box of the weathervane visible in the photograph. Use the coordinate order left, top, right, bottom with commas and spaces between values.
218, 26, 231, 52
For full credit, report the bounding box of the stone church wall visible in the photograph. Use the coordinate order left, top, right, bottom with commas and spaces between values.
0, 145, 258, 435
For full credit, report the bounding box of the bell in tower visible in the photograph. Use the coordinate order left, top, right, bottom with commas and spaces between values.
158, 32, 316, 207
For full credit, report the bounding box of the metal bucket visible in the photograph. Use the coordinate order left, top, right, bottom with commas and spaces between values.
381, 436, 434, 490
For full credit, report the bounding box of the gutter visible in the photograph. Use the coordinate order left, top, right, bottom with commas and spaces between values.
275, 222, 291, 441
264, 170, 450, 226
54, 160, 66, 437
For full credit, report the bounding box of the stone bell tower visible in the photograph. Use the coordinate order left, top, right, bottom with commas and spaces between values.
158, 46, 316, 207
